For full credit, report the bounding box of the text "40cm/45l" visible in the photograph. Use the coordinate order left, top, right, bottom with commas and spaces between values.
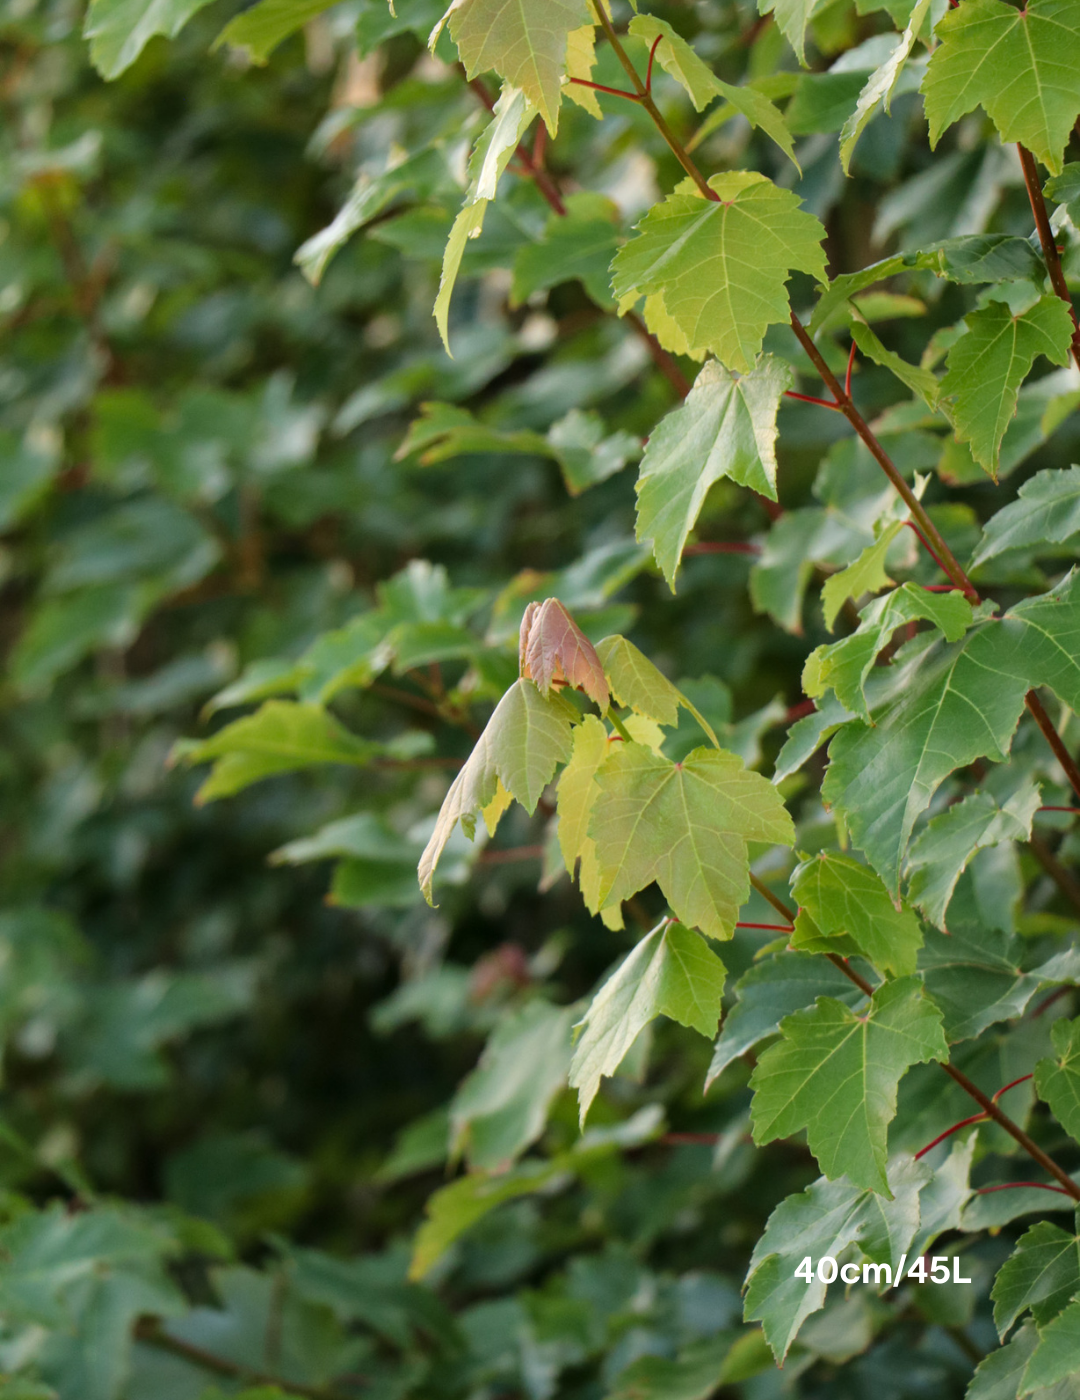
795, 1255, 972, 1286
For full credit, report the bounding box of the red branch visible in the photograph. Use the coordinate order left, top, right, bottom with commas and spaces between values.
976, 1181, 1072, 1196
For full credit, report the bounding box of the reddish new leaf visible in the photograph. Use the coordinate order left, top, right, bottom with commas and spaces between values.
519, 598, 609, 710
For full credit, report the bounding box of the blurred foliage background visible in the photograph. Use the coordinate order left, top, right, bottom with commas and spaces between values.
1, 0, 1079, 1396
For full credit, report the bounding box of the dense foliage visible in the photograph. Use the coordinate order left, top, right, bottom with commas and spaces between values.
3, 0, 1080, 1395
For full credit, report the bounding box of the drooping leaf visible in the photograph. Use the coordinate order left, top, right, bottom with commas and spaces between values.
940, 297, 1075, 478
749, 976, 947, 1194
588, 743, 794, 939
564, 22, 602, 117
803, 582, 974, 723
791, 851, 923, 976
570, 920, 727, 1121
755, 0, 829, 65
839, 0, 932, 173
919, 925, 1080, 1043
177, 702, 380, 804
627, 15, 798, 169
850, 319, 941, 409
611, 172, 826, 373
1036, 1018, 1080, 1149
83, 0, 217, 78
992, 1219, 1080, 1340
634, 357, 791, 588
213, 0, 338, 62
556, 714, 625, 928
418, 679, 575, 902
820, 521, 904, 633
596, 634, 719, 744
921, 0, 1080, 176
706, 951, 870, 1089
743, 1157, 928, 1361
436, 0, 590, 134
906, 782, 1041, 929
973, 465, 1080, 567
519, 597, 609, 709
450, 999, 575, 1169
822, 572, 1080, 894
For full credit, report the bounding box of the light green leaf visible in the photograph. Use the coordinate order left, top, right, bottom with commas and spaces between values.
992, 1219, 1080, 1340
1021, 1299, 1080, 1393
178, 701, 379, 803
418, 678, 575, 901
83, 0, 217, 78
839, 0, 932, 173
941, 297, 1074, 478
750, 976, 948, 1194
706, 951, 869, 1089
973, 465, 1080, 567
744, 1157, 928, 1360
822, 571, 1080, 894
596, 634, 719, 744
570, 920, 726, 1121
556, 714, 624, 927
792, 851, 923, 976
820, 521, 903, 633
921, 0, 1080, 176
804, 582, 974, 723
634, 357, 792, 589
907, 782, 1041, 929
756, 0, 829, 65
438, 0, 590, 134
1036, 1018, 1080, 1148
450, 999, 575, 1169
850, 320, 940, 409
214, 0, 338, 61
589, 742, 794, 939
610, 172, 826, 372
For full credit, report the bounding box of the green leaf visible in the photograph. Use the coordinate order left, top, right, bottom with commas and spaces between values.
436, 0, 590, 134
749, 976, 947, 1194
419, 678, 575, 902
569, 920, 727, 1121
634, 356, 792, 588
743, 1157, 928, 1361
588, 743, 794, 939
611, 172, 826, 373
921, 0, 1080, 176
450, 999, 575, 1169
596, 634, 719, 744
213, 0, 338, 62
511, 203, 621, 309
627, 15, 798, 169
822, 572, 1080, 894
178, 702, 379, 803
556, 714, 625, 928
83, 0, 216, 77
706, 951, 869, 1089
919, 924, 1080, 1043
906, 783, 1041, 929
1036, 1018, 1080, 1148
791, 851, 923, 976
608, 1334, 755, 1400
940, 297, 1075, 478
839, 0, 932, 173
992, 1219, 1080, 1340
973, 466, 1080, 567
1021, 1298, 1080, 1392
804, 582, 974, 724
820, 522, 904, 633
966, 1328, 1039, 1400
850, 320, 940, 409
756, 0, 829, 65
1046, 163, 1080, 223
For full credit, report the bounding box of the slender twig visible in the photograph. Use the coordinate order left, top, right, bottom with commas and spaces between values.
976, 1181, 1072, 1197
844, 338, 857, 397
134, 1319, 354, 1400
1025, 693, 1080, 803
915, 1112, 988, 1160
737, 921, 795, 932
1018, 144, 1080, 369
568, 76, 641, 100
1039, 806, 1080, 814
1033, 986, 1072, 1018
1030, 831, 1080, 916
785, 389, 843, 410
993, 1073, 1034, 1102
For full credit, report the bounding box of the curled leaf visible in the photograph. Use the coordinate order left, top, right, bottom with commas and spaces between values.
519, 597, 609, 710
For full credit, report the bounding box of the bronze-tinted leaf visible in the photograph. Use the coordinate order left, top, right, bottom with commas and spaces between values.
519, 597, 609, 710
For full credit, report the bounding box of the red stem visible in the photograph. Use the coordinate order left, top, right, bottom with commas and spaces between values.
904, 519, 951, 577
844, 338, 857, 398
646, 35, 662, 94
568, 77, 641, 100
976, 1181, 1072, 1196
785, 389, 843, 411
736, 921, 795, 932
1039, 806, 1080, 814
993, 1074, 1033, 1102
915, 1112, 988, 1160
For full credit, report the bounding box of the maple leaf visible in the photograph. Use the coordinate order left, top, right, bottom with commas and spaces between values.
588, 741, 793, 939
434, 0, 590, 135
749, 976, 948, 1195
610, 172, 826, 373
973, 465, 1080, 567
839, 0, 932, 174
1035, 1017, 1080, 1149
921, 0, 1080, 176
519, 597, 609, 709
991, 1219, 1080, 1341
634, 356, 792, 590
940, 296, 1074, 479
792, 851, 923, 976
418, 678, 575, 902
569, 919, 727, 1121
